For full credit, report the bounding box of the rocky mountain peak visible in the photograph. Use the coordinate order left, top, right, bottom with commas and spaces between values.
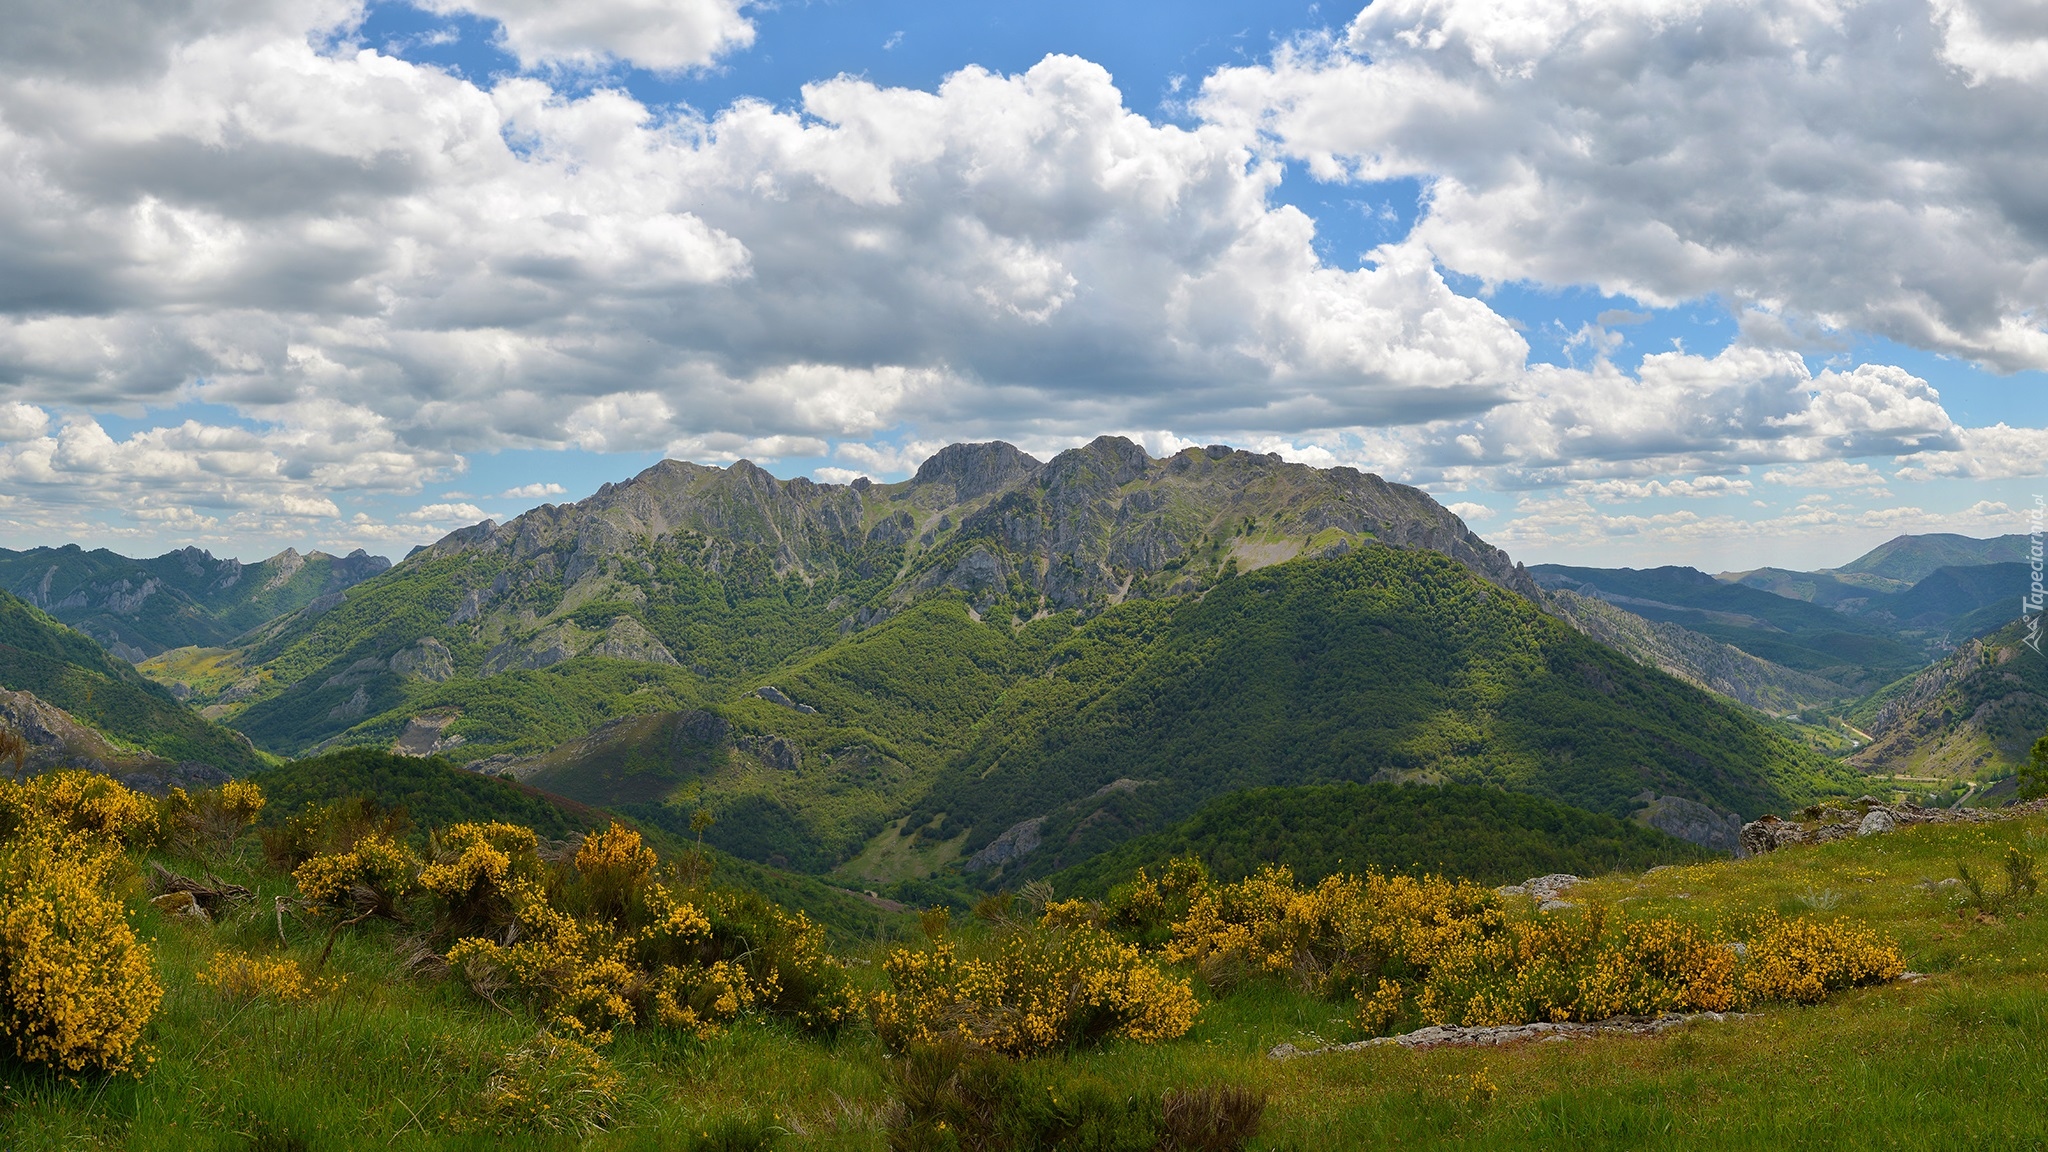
911, 441, 1044, 502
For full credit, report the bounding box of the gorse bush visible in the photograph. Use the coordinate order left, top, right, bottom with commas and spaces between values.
284, 818, 853, 1039
1415, 908, 1740, 1026
1740, 915, 1905, 1003
157, 779, 266, 858
0, 769, 159, 847
197, 954, 342, 1004
871, 918, 1199, 1056
1100, 858, 1905, 1035
0, 774, 166, 1076
1149, 862, 1505, 1000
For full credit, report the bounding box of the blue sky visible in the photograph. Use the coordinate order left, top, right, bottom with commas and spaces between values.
1, 0, 2042, 572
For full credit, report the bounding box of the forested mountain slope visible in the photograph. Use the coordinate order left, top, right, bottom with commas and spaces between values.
0, 589, 264, 774
174, 438, 1533, 761
902, 547, 1851, 885
0, 544, 388, 659
1050, 782, 1713, 895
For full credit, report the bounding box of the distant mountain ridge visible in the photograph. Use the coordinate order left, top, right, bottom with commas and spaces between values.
1528, 562, 1924, 692
1834, 533, 2031, 584
0, 588, 264, 776
1540, 588, 1846, 712
0, 544, 389, 659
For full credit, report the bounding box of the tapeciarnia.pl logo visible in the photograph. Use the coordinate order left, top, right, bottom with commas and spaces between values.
2027, 495, 2044, 654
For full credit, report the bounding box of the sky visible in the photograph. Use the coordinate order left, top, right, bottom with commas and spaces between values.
2, 0, 2046, 573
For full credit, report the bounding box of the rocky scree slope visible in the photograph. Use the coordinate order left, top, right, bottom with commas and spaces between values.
197, 437, 1535, 758
1847, 619, 2048, 781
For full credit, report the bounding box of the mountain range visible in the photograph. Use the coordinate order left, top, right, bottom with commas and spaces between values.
0, 438, 2035, 895
0, 544, 389, 660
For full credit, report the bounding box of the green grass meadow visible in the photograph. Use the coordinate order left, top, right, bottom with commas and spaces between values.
9, 813, 2048, 1150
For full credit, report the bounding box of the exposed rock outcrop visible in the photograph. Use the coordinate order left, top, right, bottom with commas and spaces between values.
963, 817, 1045, 872
1270, 1012, 1756, 1058
751, 686, 817, 714
1632, 792, 1744, 853
738, 733, 802, 772
1739, 795, 2048, 856
389, 636, 455, 681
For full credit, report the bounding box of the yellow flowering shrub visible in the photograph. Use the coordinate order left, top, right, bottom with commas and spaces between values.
1151, 866, 1905, 1036
0, 771, 158, 847
871, 922, 1200, 1056
574, 823, 657, 924
0, 828, 162, 1075
156, 780, 266, 856
647, 959, 756, 1039
1163, 865, 1504, 997
197, 953, 343, 1002
293, 832, 422, 915
1415, 909, 1739, 1026
218, 780, 265, 824
448, 877, 641, 1035
1742, 914, 1905, 1003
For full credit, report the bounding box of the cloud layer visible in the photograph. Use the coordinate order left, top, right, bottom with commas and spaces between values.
1201, 0, 2048, 371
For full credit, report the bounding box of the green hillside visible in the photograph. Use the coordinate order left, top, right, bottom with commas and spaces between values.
465, 547, 1851, 884
1836, 532, 2030, 583
1052, 782, 1715, 896
1849, 617, 2048, 784
249, 748, 593, 841
904, 546, 1852, 886
0, 544, 388, 659
0, 589, 265, 773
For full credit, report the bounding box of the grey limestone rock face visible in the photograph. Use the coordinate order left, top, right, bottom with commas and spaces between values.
321, 656, 388, 691
964, 817, 1045, 872
389, 636, 455, 682
751, 686, 817, 714
1858, 808, 1899, 837
588, 616, 679, 666
911, 441, 1045, 503
326, 685, 369, 722
671, 709, 731, 750
483, 623, 583, 675
1633, 792, 1744, 853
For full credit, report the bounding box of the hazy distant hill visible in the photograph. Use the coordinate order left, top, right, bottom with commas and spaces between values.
0, 545, 389, 659
1541, 588, 1846, 712
0, 588, 264, 775
1835, 533, 2030, 584
1529, 563, 1924, 692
